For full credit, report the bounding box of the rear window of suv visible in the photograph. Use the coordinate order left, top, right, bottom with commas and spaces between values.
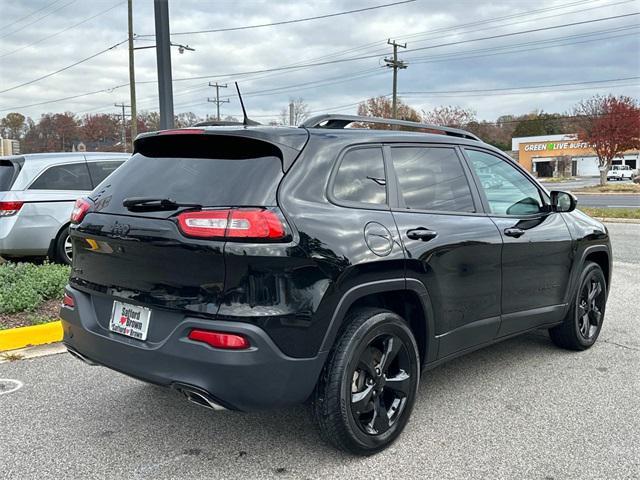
94, 135, 285, 211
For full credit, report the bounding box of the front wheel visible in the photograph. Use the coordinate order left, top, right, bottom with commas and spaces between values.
312, 308, 420, 455
549, 261, 607, 350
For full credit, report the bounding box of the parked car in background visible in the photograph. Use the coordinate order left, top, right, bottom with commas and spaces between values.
606, 164, 633, 181
61, 115, 611, 455
0, 152, 128, 264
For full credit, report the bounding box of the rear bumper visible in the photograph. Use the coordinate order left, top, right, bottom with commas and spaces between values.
60, 286, 326, 411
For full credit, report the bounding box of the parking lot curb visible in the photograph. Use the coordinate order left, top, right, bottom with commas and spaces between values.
0, 321, 63, 352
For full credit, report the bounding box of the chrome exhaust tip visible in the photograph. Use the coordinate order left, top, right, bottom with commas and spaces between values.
178, 386, 227, 411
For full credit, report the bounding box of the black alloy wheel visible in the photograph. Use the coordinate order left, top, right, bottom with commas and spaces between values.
576, 271, 606, 341
313, 308, 420, 455
549, 261, 607, 350
350, 334, 413, 436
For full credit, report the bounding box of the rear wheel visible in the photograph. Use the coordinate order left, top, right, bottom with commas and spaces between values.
53, 226, 73, 265
549, 261, 607, 350
312, 308, 420, 455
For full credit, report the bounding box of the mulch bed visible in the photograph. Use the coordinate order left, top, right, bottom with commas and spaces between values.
0, 299, 61, 330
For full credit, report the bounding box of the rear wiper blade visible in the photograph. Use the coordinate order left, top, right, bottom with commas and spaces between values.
122, 197, 202, 212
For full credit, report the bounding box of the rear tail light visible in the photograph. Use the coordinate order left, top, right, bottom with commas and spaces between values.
188, 329, 250, 350
177, 208, 287, 240
62, 293, 75, 308
70, 197, 91, 224
0, 201, 24, 217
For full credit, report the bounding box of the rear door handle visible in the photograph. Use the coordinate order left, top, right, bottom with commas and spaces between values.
406, 228, 438, 241
504, 227, 525, 238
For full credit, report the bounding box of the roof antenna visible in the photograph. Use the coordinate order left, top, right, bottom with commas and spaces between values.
235, 82, 249, 127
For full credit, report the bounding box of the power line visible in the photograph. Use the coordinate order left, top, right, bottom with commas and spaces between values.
141, 12, 640, 84
0, 1, 125, 59
4, 11, 637, 112
399, 77, 640, 96
0, 0, 65, 30
137, 0, 416, 37
0, 38, 128, 95
0, 0, 77, 40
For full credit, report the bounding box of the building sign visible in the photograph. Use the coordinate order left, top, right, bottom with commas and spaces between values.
524, 141, 590, 152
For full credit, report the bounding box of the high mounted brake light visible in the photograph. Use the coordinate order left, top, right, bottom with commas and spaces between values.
70, 197, 91, 224
157, 129, 205, 135
176, 208, 286, 241
0, 201, 23, 217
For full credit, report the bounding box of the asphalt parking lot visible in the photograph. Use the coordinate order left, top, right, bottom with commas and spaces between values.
1, 223, 638, 480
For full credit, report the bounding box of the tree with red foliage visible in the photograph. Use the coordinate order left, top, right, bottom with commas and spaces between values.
357, 96, 421, 128
573, 95, 640, 185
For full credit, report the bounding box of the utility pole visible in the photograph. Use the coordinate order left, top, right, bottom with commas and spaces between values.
289, 101, 294, 126
114, 103, 130, 152
207, 82, 229, 121
384, 39, 407, 121
127, 0, 137, 142
154, 0, 174, 129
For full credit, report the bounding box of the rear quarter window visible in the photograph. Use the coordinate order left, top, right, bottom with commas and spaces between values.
0, 160, 19, 191
29, 163, 92, 191
331, 147, 387, 206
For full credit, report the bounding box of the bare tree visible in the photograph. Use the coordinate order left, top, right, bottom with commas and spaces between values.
279, 98, 310, 126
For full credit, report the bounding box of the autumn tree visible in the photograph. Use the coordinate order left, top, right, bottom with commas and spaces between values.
279, 98, 310, 126
573, 95, 640, 185
356, 96, 420, 128
78, 113, 120, 151
422, 105, 476, 128
0, 112, 26, 140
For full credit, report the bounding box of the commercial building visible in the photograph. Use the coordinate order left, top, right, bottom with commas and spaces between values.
512, 134, 639, 177
0, 138, 20, 156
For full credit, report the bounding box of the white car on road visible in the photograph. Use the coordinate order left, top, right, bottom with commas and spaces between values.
606, 165, 633, 181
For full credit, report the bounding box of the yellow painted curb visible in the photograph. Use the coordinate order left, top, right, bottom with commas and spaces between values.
0, 320, 63, 352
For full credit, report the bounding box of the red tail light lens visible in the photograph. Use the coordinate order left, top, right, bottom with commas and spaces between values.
0, 201, 24, 217
62, 293, 75, 308
177, 208, 286, 240
188, 329, 250, 350
70, 197, 91, 224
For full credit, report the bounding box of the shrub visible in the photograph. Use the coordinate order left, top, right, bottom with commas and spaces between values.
0, 262, 70, 314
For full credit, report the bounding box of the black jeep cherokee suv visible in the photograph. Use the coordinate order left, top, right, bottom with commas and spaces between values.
61, 115, 611, 455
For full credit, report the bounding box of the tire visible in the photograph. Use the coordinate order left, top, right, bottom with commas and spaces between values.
312, 308, 420, 455
53, 226, 73, 265
549, 261, 607, 351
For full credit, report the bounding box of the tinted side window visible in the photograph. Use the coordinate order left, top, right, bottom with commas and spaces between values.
391, 147, 475, 212
88, 161, 124, 187
464, 149, 544, 216
29, 163, 92, 191
333, 148, 386, 205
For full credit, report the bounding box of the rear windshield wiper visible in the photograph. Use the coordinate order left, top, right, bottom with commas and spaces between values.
123, 197, 202, 212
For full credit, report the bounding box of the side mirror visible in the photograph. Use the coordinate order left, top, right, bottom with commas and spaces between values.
550, 190, 577, 213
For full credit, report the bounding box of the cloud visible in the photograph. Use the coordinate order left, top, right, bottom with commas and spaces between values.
0, 0, 638, 123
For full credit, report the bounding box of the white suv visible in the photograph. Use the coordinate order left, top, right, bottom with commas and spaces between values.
0, 152, 128, 264
606, 165, 633, 181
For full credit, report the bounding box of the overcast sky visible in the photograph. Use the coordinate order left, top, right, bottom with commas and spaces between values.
0, 0, 638, 123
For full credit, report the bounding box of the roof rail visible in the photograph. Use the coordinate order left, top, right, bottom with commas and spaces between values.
301, 114, 482, 142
